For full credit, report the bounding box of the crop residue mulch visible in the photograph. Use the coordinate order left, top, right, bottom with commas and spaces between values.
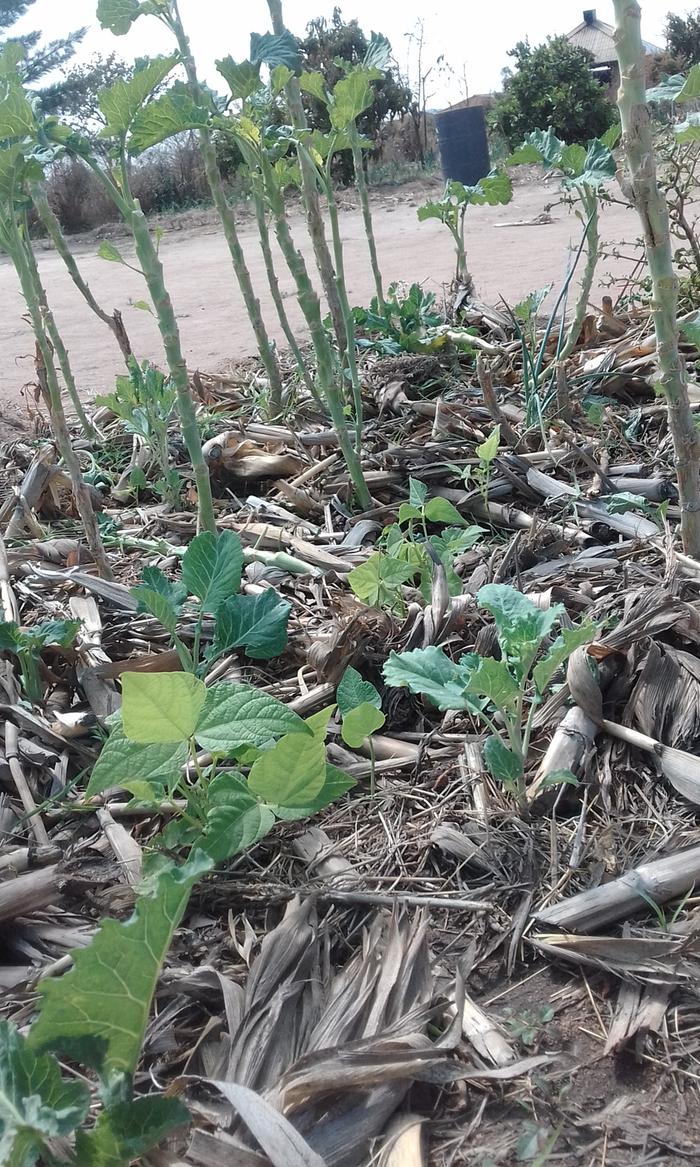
3, 301, 700, 1165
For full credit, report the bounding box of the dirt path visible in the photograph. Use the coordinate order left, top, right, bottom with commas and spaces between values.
0, 180, 640, 425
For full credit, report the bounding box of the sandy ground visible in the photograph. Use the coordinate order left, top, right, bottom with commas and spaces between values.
0, 179, 642, 428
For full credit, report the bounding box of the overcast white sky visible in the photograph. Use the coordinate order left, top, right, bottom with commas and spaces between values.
13, 1, 689, 105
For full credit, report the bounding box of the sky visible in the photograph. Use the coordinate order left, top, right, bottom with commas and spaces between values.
12, 0, 690, 106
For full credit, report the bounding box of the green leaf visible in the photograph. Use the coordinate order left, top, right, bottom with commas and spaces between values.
600, 123, 621, 148
572, 138, 616, 188
29, 853, 210, 1081
216, 57, 263, 100
250, 30, 301, 72
210, 590, 290, 661
477, 584, 562, 677
272, 762, 356, 820
473, 171, 513, 206
299, 70, 328, 104
97, 240, 125, 264
195, 683, 309, 752
336, 665, 381, 714
131, 566, 187, 634
129, 89, 210, 154
331, 71, 375, 130
681, 319, 700, 351
182, 530, 243, 612
31, 618, 80, 650
248, 727, 326, 805
532, 621, 596, 694
645, 74, 686, 103
96, 0, 161, 35
675, 113, 700, 142
122, 672, 207, 743
506, 141, 543, 166
132, 299, 153, 313
0, 1020, 89, 1165
424, 497, 468, 526
677, 63, 700, 102
348, 552, 414, 612
270, 64, 294, 94
86, 728, 188, 798
0, 622, 21, 651
483, 735, 523, 784
383, 646, 479, 711
408, 477, 428, 508
364, 32, 392, 71
74, 1096, 190, 1167
539, 768, 579, 791
398, 503, 422, 524
469, 657, 520, 712
476, 424, 500, 464
98, 56, 179, 140
429, 525, 482, 557
0, 73, 36, 140
201, 796, 275, 863
559, 142, 587, 177
341, 702, 385, 747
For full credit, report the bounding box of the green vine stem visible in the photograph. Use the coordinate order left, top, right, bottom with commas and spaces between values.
613, 0, 700, 557
168, 2, 284, 419
266, 0, 348, 356
12, 227, 113, 579
29, 180, 134, 368
350, 128, 386, 316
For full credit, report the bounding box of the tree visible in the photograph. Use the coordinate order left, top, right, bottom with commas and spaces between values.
492, 37, 614, 148
40, 53, 133, 129
665, 9, 700, 64
299, 8, 415, 181
0, 0, 85, 91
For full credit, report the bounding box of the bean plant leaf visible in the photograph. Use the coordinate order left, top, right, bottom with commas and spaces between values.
216, 57, 263, 100
201, 796, 275, 863
383, 645, 479, 711
299, 70, 328, 104
424, 497, 469, 526
122, 672, 206, 742
341, 702, 385, 748
131, 566, 187, 633
29, 852, 210, 1081
129, 89, 210, 154
429, 525, 483, 557
469, 657, 520, 712
483, 735, 523, 784
337, 666, 381, 714
477, 584, 562, 678
182, 530, 243, 612
96, 0, 162, 35
272, 763, 356, 821
247, 727, 326, 805
195, 683, 309, 752
348, 552, 414, 612
408, 477, 428, 508
86, 728, 188, 798
73, 1096, 190, 1167
210, 590, 291, 661
0, 1020, 90, 1165
250, 30, 301, 72
476, 425, 500, 464
532, 621, 596, 694
99, 56, 179, 140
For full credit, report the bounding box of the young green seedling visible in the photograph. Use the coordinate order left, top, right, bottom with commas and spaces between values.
417, 172, 513, 293
0, 617, 80, 704
97, 360, 180, 504
384, 583, 595, 815
337, 665, 385, 793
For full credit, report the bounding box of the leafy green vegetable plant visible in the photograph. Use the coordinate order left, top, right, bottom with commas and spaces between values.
352, 282, 444, 355
0, 617, 79, 703
383, 584, 595, 813
97, 360, 180, 503
417, 172, 513, 292
337, 665, 385, 792
449, 426, 501, 505
507, 127, 618, 362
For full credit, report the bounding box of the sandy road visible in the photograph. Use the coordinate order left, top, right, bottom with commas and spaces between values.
0, 180, 640, 432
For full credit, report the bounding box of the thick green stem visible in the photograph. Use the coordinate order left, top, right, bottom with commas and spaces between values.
251, 187, 317, 401
12, 229, 112, 579
30, 181, 134, 368
322, 147, 363, 446
261, 157, 371, 509
169, 7, 284, 419
350, 130, 385, 315
266, 0, 347, 355
557, 188, 599, 363
613, 0, 700, 557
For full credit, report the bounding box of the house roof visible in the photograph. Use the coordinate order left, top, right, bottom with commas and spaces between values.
566, 13, 661, 65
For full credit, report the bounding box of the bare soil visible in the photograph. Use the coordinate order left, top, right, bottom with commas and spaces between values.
0, 178, 640, 426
